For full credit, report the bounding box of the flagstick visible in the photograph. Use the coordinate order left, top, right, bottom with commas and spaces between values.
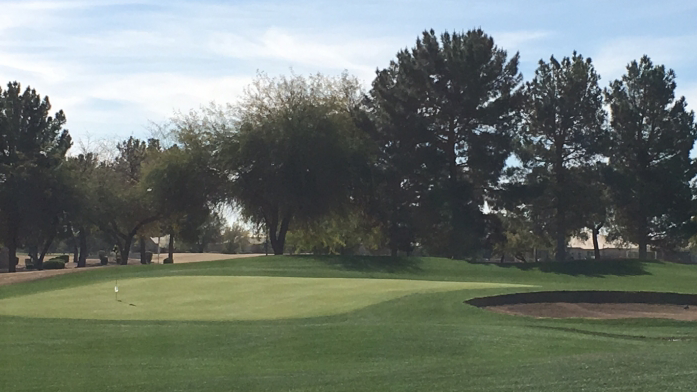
115, 279, 118, 301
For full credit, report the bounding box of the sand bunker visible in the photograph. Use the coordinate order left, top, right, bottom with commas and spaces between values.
467, 291, 697, 320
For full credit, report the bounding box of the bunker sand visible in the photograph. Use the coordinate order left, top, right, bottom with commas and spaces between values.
487, 302, 697, 320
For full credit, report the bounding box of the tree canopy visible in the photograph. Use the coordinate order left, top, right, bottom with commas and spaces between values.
366, 28, 523, 258
3, 29, 697, 269
604, 56, 697, 258
515, 52, 606, 261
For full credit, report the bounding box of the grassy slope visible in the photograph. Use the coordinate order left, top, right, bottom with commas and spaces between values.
1, 256, 697, 391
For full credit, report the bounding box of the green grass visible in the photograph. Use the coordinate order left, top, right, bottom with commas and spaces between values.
0, 276, 529, 320
1, 256, 697, 391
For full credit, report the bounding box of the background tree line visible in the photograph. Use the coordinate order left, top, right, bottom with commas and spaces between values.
1, 28, 695, 272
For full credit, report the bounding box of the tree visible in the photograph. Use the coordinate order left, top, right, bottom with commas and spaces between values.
605, 56, 697, 258
286, 210, 383, 255
516, 53, 606, 261
366, 29, 523, 258
142, 139, 226, 262
220, 223, 249, 254
91, 137, 162, 264
218, 72, 369, 255
0, 82, 71, 272
63, 153, 100, 267
178, 211, 225, 253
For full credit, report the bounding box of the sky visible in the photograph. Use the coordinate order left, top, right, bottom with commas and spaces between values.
1, 0, 697, 149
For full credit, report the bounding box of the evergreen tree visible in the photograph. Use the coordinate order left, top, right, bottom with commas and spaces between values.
0, 82, 71, 272
516, 53, 606, 261
605, 56, 697, 258
367, 29, 523, 258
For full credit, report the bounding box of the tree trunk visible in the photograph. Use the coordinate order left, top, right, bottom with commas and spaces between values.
554, 149, 566, 262
638, 215, 648, 260
592, 223, 602, 260
7, 231, 18, 273
638, 238, 648, 260
168, 234, 174, 262
78, 228, 87, 268
275, 215, 290, 255
67, 223, 79, 264
121, 236, 133, 265
72, 237, 79, 264
36, 229, 57, 270
139, 236, 147, 264
268, 210, 291, 255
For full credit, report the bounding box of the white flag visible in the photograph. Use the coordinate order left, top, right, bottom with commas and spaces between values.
114, 286, 119, 293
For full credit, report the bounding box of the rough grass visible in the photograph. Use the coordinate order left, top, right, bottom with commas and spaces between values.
2, 256, 697, 392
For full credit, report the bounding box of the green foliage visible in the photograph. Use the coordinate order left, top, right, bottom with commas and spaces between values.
605, 56, 697, 257
163, 257, 173, 264
286, 211, 384, 255
177, 211, 224, 253
221, 223, 248, 254
42, 259, 65, 269
98, 250, 108, 265
0, 81, 72, 272
216, 72, 371, 255
90, 137, 163, 264
366, 29, 523, 258
491, 212, 553, 262
514, 52, 606, 261
52, 255, 70, 263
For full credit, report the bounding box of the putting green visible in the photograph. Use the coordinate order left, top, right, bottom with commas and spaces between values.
0, 276, 532, 321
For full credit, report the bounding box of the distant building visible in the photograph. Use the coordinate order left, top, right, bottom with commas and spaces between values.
567, 234, 655, 260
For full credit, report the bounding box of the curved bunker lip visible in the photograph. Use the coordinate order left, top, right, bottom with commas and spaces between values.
466, 291, 697, 320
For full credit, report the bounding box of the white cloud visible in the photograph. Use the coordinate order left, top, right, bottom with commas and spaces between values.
207, 28, 401, 81
592, 35, 697, 82
1, 0, 696, 146
494, 30, 551, 52
681, 82, 697, 112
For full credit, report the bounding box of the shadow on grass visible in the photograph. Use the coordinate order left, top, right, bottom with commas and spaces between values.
473, 259, 655, 277
303, 255, 423, 274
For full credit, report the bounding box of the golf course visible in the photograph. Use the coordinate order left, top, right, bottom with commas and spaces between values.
2, 256, 697, 391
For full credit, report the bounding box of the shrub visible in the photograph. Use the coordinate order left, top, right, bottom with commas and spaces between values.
98, 250, 108, 265
43, 259, 65, 270
54, 255, 70, 263
163, 257, 173, 264
24, 258, 35, 270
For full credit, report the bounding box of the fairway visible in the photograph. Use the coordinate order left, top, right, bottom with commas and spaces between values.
3, 256, 697, 392
0, 276, 529, 321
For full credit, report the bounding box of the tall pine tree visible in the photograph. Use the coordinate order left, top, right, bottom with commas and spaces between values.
605, 56, 697, 259
367, 29, 523, 258
516, 53, 606, 261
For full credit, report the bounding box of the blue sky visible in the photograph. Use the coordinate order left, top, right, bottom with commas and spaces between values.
1, 0, 696, 148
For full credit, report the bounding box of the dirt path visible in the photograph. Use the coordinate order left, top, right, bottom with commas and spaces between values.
0, 253, 263, 287
486, 302, 697, 321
